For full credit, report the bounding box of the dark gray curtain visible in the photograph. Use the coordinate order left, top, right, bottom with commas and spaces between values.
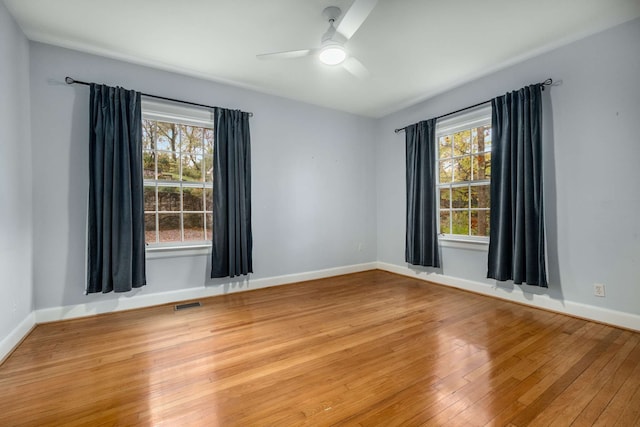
211, 108, 253, 278
487, 84, 547, 287
87, 84, 146, 293
405, 119, 440, 268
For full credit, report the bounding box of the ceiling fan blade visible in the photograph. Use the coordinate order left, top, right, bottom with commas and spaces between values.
256, 49, 314, 60
343, 57, 370, 79
335, 0, 378, 40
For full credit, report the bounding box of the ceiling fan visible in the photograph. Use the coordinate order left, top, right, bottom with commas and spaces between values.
256, 0, 378, 78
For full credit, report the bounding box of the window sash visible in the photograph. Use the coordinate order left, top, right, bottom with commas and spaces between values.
436, 104, 491, 240
142, 99, 214, 247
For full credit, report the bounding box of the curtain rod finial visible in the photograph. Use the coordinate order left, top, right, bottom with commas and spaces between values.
65, 77, 75, 84
541, 78, 553, 89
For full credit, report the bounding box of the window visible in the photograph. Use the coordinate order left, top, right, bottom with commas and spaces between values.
142, 99, 214, 247
437, 104, 492, 240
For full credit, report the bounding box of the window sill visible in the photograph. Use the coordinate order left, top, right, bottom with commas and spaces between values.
146, 244, 211, 259
439, 237, 489, 251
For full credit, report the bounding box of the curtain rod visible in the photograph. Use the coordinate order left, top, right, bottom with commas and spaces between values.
394, 78, 552, 133
65, 77, 254, 117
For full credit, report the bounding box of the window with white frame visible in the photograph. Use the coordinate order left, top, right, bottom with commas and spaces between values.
142, 99, 214, 247
437, 104, 492, 240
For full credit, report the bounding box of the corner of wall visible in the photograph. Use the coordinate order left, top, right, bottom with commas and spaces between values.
0, 313, 36, 364
0, 0, 36, 360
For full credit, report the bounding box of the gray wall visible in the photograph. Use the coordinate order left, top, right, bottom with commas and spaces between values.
376, 18, 640, 316
29, 43, 377, 310
0, 2, 33, 338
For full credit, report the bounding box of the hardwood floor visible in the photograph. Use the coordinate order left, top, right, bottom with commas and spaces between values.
1, 270, 639, 426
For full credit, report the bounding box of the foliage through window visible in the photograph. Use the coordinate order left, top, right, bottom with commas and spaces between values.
437, 105, 491, 239
142, 99, 214, 246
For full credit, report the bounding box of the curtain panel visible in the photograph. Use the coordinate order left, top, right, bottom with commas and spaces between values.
405, 119, 441, 268
210, 108, 253, 278
487, 84, 547, 287
87, 84, 146, 294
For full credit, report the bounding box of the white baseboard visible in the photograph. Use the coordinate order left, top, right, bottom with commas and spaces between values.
377, 261, 640, 332
0, 312, 36, 363
8, 260, 636, 364
35, 262, 377, 324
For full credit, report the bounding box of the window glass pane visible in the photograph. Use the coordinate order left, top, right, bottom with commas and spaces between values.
471, 185, 490, 209
439, 159, 452, 183
471, 210, 490, 236
144, 213, 157, 244
181, 154, 203, 182
440, 210, 450, 234
183, 187, 204, 211
453, 130, 471, 156
483, 153, 492, 177
439, 187, 451, 209
204, 155, 214, 182
142, 120, 156, 150
205, 188, 213, 212
143, 185, 156, 211
183, 213, 205, 241
471, 154, 491, 181
143, 150, 156, 179
204, 129, 214, 156
439, 135, 452, 159
158, 213, 181, 242
156, 122, 178, 152
206, 213, 213, 240
157, 152, 179, 180
179, 125, 204, 156
483, 126, 492, 147
472, 125, 492, 154
451, 186, 469, 208
157, 186, 181, 211
452, 211, 469, 235
471, 128, 477, 151
453, 157, 471, 182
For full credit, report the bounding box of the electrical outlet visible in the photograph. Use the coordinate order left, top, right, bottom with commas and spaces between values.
594, 283, 606, 297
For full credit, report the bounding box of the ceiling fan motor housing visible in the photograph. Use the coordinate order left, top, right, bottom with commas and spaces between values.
322, 6, 342, 22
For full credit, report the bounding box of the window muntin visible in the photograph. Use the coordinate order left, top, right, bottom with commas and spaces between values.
436, 105, 491, 239
142, 99, 214, 247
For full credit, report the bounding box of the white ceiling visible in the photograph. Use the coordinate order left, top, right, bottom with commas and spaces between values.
4, 0, 640, 117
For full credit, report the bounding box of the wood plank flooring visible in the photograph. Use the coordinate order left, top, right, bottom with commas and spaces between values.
1, 270, 639, 426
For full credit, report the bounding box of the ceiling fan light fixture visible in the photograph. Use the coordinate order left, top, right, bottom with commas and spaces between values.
319, 45, 346, 65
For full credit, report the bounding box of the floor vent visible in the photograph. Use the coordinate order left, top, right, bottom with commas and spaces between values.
174, 301, 202, 311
